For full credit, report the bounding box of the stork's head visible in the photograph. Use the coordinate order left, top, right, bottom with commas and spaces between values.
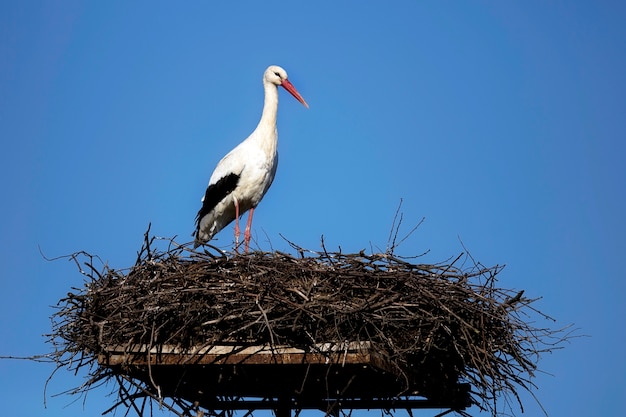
264, 65, 309, 108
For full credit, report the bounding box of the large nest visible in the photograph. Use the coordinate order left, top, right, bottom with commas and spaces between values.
47, 229, 571, 417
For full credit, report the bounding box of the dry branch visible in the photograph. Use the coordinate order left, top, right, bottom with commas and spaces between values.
46, 231, 571, 417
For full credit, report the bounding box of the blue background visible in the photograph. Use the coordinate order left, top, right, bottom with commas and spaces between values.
1, 1, 625, 416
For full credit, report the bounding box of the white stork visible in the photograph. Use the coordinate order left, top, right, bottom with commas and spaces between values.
194, 65, 308, 251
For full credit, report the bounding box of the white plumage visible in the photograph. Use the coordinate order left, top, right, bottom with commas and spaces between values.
194, 65, 308, 251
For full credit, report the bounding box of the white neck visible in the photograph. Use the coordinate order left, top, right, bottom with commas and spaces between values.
249, 81, 279, 156
260, 80, 279, 127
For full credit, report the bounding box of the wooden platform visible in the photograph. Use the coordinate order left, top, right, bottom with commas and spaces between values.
98, 342, 471, 413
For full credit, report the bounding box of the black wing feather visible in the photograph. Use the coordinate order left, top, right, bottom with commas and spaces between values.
195, 173, 240, 227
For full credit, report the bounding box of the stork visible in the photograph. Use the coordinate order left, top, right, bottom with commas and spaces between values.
194, 65, 308, 252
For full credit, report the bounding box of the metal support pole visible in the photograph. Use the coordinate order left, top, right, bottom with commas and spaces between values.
274, 396, 291, 417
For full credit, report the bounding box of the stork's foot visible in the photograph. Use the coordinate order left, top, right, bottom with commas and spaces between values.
244, 230, 251, 253
243, 207, 255, 253
233, 223, 241, 253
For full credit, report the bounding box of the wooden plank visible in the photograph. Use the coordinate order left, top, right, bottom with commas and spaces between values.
102, 341, 372, 355
100, 350, 375, 366
190, 397, 471, 411
96, 341, 472, 410
98, 341, 393, 371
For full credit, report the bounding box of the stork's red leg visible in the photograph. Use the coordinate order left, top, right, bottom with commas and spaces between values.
244, 206, 255, 252
233, 196, 241, 252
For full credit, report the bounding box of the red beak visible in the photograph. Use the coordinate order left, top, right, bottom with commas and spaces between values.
281, 79, 309, 109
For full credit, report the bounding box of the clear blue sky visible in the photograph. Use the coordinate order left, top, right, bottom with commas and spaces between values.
1, 1, 625, 416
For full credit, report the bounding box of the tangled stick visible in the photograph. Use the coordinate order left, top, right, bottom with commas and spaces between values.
46, 228, 574, 416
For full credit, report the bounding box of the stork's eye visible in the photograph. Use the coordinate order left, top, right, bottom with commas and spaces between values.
274, 72, 281, 78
